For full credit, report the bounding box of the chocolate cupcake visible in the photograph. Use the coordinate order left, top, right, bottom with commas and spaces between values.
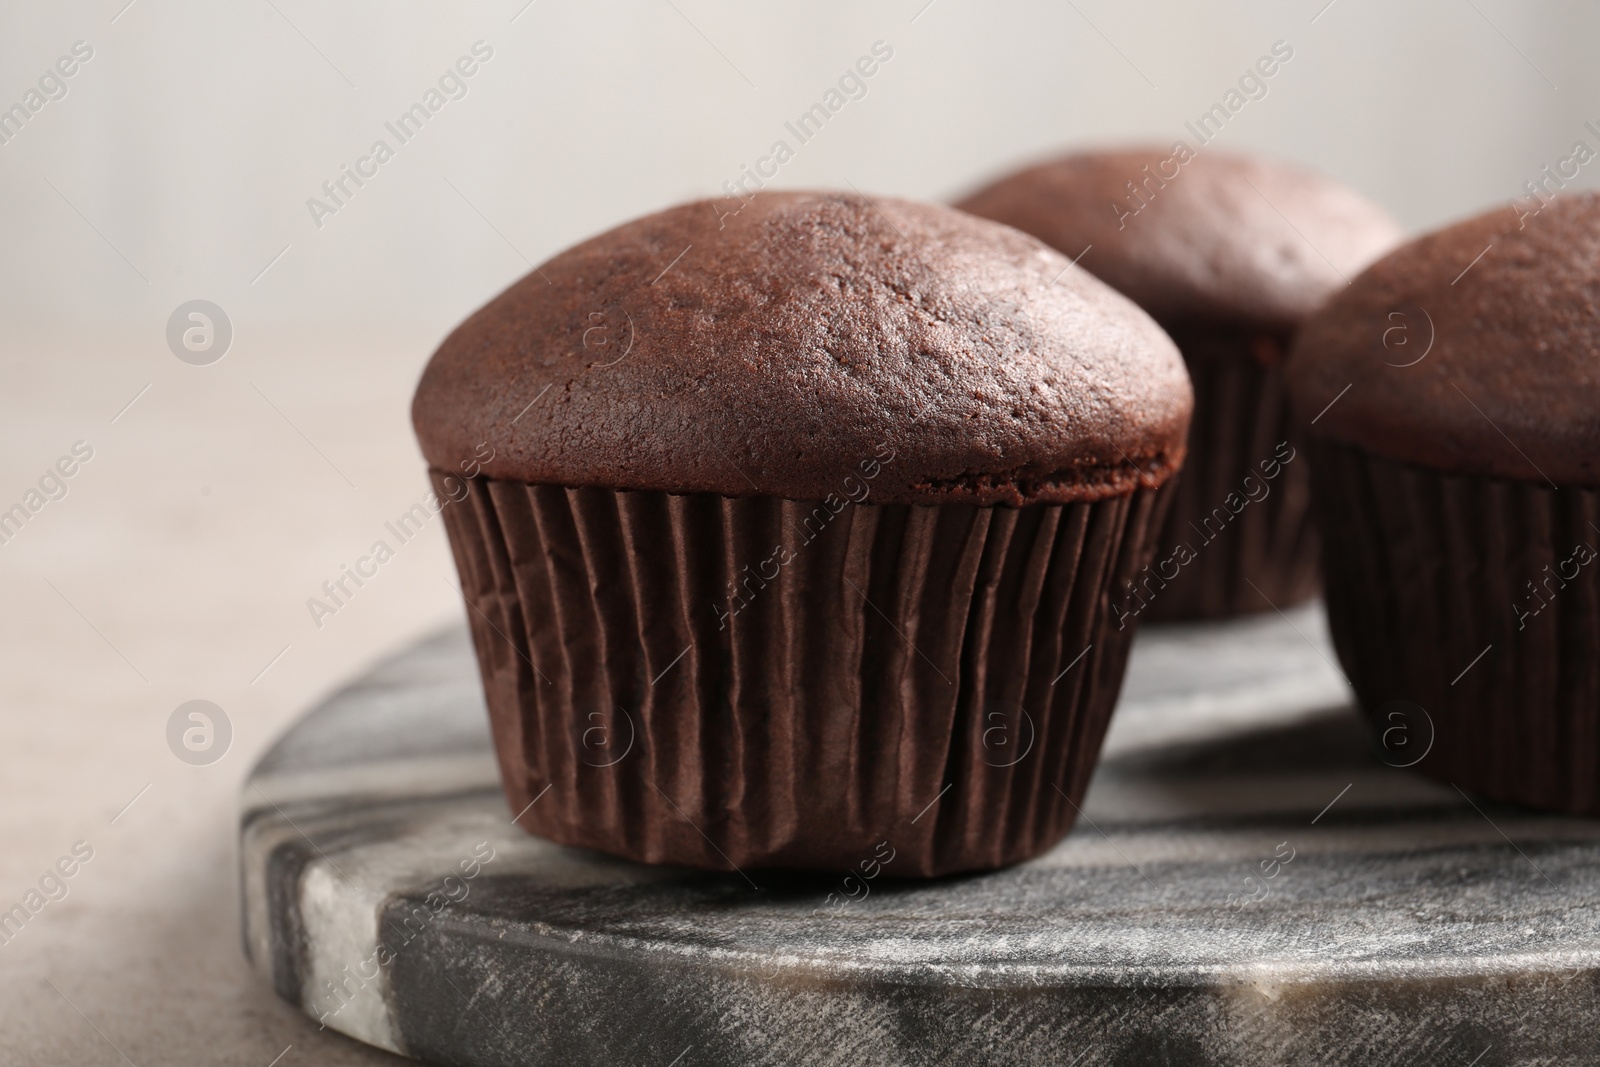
1288, 193, 1600, 813
958, 149, 1400, 620
413, 190, 1191, 875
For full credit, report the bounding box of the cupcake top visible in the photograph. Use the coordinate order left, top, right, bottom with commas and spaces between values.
956, 148, 1401, 332
1288, 194, 1600, 487
414, 190, 1192, 506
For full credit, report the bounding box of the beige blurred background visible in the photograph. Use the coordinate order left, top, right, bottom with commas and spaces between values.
0, 0, 1594, 1063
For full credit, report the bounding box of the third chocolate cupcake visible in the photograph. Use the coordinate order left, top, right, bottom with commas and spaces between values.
414, 190, 1191, 875
1288, 193, 1600, 813
958, 149, 1400, 620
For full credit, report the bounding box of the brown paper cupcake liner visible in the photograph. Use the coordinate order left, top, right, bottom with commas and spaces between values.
1142, 330, 1319, 621
1310, 440, 1600, 813
433, 471, 1172, 876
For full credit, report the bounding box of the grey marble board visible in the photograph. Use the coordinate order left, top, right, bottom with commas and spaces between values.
240, 606, 1600, 1065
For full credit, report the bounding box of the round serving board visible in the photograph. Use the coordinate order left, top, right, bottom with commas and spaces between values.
241, 606, 1600, 1066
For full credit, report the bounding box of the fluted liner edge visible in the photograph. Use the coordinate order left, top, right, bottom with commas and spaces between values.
1311, 440, 1600, 813
434, 472, 1171, 875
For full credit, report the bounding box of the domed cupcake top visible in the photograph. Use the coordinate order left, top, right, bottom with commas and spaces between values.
956, 149, 1401, 331
414, 191, 1192, 506
1288, 193, 1600, 487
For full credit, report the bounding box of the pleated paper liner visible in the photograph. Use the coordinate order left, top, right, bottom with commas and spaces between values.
1310, 440, 1600, 813
434, 471, 1172, 876
1143, 326, 1319, 621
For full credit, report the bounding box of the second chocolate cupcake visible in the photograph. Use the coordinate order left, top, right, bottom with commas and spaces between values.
1289, 193, 1600, 814
414, 191, 1191, 875
958, 149, 1400, 620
